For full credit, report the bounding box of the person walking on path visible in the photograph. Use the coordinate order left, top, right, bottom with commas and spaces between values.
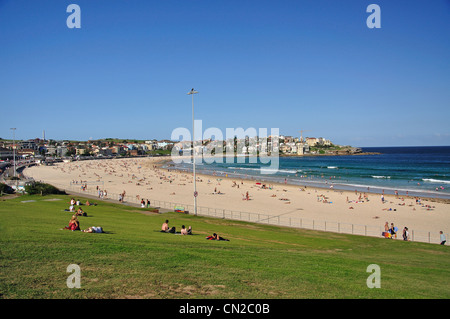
440, 231, 446, 245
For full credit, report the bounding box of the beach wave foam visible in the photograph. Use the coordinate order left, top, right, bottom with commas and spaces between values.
227, 167, 300, 174
422, 178, 450, 184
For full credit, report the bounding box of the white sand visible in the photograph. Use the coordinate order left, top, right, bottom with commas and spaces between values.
24, 157, 449, 240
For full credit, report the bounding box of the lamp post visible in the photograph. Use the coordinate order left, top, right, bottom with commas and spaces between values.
187, 88, 198, 216
10, 128, 16, 177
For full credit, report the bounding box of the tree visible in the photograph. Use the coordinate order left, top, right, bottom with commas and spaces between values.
65, 149, 76, 157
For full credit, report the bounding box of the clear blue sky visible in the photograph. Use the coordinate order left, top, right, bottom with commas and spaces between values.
1, 0, 449, 147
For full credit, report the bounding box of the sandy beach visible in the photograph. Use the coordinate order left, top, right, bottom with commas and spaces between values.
24, 157, 449, 241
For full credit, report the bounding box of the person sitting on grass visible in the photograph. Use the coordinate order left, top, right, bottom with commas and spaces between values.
161, 220, 176, 233
64, 215, 80, 231
181, 225, 188, 235
75, 207, 87, 217
82, 226, 104, 233
161, 220, 169, 232
64, 205, 75, 212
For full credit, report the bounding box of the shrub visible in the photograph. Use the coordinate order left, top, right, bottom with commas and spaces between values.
24, 182, 66, 195
0, 183, 15, 195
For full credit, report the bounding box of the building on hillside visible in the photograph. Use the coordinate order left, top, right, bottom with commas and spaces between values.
76, 146, 86, 155
0, 147, 13, 160
20, 140, 38, 150
110, 145, 125, 155
17, 148, 37, 158
157, 140, 175, 150
305, 137, 319, 147
129, 149, 138, 156
94, 147, 112, 157
284, 136, 294, 143
279, 144, 291, 153
296, 143, 310, 155
318, 137, 332, 146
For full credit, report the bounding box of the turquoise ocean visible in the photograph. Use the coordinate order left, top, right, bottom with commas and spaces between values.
167, 146, 450, 199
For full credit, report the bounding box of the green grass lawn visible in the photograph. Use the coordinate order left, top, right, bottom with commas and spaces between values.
0, 194, 449, 299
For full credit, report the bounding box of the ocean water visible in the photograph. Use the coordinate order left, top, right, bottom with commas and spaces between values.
167, 146, 450, 199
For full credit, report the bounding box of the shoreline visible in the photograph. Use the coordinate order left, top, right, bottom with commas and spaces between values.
157, 156, 450, 204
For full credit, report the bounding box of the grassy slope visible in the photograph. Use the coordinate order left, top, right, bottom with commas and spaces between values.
0, 194, 449, 299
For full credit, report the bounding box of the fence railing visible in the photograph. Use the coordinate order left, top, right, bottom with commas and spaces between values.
27, 178, 448, 245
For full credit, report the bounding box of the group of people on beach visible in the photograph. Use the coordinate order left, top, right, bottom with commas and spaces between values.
383, 221, 446, 244
383, 221, 412, 241
96, 186, 107, 199
383, 222, 400, 239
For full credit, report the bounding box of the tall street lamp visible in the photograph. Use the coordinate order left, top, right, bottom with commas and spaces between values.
10, 128, 16, 177
187, 88, 198, 216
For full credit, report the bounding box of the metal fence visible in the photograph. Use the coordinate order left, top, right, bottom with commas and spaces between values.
27, 178, 448, 245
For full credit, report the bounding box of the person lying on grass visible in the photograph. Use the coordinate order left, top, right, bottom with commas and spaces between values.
85, 200, 97, 206
82, 226, 104, 233
206, 233, 229, 241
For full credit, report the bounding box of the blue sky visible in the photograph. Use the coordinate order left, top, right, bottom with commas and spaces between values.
1, 0, 449, 147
